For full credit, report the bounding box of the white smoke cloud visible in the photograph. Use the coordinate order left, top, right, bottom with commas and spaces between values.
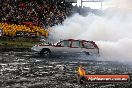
97, 38, 132, 62
104, 0, 132, 9
49, 0, 132, 62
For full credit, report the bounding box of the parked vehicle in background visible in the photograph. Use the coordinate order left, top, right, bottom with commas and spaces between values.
31, 39, 99, 57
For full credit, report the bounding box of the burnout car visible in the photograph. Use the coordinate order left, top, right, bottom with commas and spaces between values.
31, 39, 99, 57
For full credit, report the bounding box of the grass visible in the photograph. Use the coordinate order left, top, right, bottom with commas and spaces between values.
0, 39, 40, 48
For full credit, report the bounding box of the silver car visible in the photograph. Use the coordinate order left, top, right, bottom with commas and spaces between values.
31, 39, 99, 57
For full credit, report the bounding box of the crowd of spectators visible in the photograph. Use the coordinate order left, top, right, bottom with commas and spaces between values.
0, 0, 101, 29
0, 0, 73, 28
0, 23, 48, 37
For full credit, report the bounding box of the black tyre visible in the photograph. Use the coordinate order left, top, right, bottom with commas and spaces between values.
40, 49, 51, 57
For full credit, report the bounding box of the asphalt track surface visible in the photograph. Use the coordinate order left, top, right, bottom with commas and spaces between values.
0, 51, 132, 88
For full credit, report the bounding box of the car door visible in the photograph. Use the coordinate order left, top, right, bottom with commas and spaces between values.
69, 40, 82, 55
51, 40, 71, 56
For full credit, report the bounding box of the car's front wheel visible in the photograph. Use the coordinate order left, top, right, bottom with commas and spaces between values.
40, 49, 51, 57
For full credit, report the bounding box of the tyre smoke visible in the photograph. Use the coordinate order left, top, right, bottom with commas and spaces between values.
49, 0, 132, 62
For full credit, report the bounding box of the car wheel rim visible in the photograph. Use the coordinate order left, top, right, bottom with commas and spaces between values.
43, 51, 50, 56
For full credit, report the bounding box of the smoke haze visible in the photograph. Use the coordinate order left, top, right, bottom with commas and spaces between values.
49, 0, 132, 62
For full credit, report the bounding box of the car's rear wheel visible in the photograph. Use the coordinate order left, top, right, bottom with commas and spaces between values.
40, 49, 51, 57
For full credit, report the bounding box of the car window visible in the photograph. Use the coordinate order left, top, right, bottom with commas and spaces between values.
83, 41, 95, 48
63, 40, 71, 47
72, 41, 80, 47
56, 40, 71, 47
